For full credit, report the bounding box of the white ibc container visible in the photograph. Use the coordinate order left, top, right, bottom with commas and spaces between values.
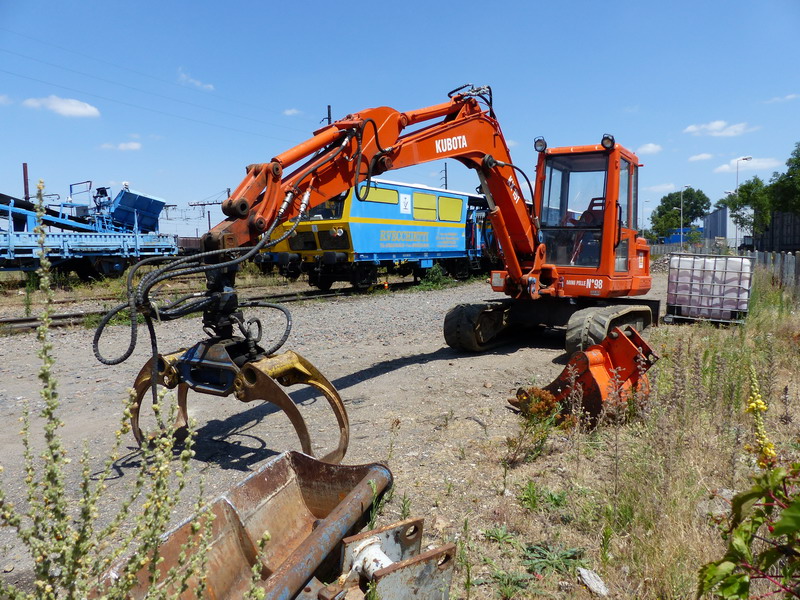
666, 254, 753, 322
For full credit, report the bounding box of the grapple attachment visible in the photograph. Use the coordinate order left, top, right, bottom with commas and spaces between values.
100, 452, 455, 599
512, 325, 658, 422
131, 349, 349, 463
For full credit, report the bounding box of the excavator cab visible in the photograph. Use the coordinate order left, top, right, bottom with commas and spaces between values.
532, 139, 650, 296
538, 144, 630, 270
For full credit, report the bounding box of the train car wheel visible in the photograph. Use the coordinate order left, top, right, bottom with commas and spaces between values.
315, 277, 334, 291
451, 258, 471, 280
73, 258, 100, 282
351, 264, 377, 290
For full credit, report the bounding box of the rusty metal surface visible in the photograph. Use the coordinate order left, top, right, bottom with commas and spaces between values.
373, 543, 456, 599
340, 518, 424, 573
317, 519, 455, 599
101, 452, 392, 599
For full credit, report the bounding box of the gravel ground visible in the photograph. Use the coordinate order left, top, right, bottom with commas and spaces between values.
0, 273, 667, 595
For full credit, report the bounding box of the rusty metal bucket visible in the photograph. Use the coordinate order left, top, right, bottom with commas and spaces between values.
100, 452, 454, 599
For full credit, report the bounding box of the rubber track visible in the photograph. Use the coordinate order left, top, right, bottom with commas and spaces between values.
565, 305, 653, 354
443, 304, 486, 352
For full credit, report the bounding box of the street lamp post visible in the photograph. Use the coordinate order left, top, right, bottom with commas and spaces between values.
736, 156, 752, 193
724, 190, 736, 249
679, 185, 689, 249
732, 157, 751, 249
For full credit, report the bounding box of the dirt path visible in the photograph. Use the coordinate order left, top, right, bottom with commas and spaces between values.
0, 272, 668, 595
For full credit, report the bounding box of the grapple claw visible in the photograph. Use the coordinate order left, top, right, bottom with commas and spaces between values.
130, 349, 349, 463
234, 351, 349, 464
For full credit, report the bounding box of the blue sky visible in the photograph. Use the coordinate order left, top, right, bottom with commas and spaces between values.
1, 1, 798, 237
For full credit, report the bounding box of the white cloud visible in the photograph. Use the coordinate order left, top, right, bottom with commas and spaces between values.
713, 157, 782, 173
506, 139, 519, 148
765, 93, 798, 104
177, 68, 214, 91
683, 120, 756, 137
0, 94, 12, 106
283, 108, 301, 116
637, 143, 662, 155
644, 183, 675, 194
689, 153, 713, 161
22, 95, 100, 117
101, 141, 142, 151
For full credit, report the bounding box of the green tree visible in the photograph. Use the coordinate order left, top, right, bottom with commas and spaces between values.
717, 176, 771, 237
649, 187, 711, 238
769, 141, 800, 213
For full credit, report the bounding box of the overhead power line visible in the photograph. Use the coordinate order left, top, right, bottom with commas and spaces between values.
0, 47, 308, 134
0, 67, 298, 143
0, 26, 297, 118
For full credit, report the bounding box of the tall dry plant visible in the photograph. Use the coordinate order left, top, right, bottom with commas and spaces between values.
0, 182, 213, 599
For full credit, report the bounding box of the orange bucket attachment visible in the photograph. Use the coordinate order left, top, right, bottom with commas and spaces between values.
512, 325, 658, 423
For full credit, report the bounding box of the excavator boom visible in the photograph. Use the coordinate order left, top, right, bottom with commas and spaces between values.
206, 87, 538, 285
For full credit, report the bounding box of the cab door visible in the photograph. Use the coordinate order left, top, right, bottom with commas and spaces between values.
614, 157, 635, 273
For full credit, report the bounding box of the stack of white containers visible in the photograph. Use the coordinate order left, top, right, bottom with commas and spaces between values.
666, 254, 753, 322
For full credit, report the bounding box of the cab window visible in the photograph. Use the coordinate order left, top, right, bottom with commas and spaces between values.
619, 159, 631, 227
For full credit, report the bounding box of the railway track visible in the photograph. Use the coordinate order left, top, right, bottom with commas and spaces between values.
0, 282, 414, 334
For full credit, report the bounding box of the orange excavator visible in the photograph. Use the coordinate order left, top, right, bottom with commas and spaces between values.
95, 83, 658, 446
92, 85, 658, 598
205, 84, 657, 353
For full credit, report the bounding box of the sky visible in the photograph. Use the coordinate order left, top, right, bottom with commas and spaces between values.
1, 1, 799, 238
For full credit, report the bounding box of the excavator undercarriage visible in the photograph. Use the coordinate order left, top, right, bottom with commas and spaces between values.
444, 297, 660, 354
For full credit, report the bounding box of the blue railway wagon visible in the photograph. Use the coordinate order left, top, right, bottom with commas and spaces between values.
259, 179, 497, 290
0, 184, 178, 279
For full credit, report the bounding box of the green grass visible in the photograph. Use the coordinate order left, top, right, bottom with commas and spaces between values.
455, 266, 800, 599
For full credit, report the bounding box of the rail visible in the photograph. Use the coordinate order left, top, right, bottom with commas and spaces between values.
0, 282, 417, 334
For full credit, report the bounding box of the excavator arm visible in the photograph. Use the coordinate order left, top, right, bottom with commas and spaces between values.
205, 86, 541, 285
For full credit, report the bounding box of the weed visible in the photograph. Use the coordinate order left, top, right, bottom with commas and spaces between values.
434, 409, 456, 430
457, 519, 473, 598
518, 480, 541, 512
386, 417, 401, 461
489, 570, 535, 599
23, 272, 37, 317
0, 182, 212, 598
483, 525, 518, 548
367, 479, 389, 530
416, 264, 453, 291
399, 492, 412, 520
599, 524, 613, 566
522, 542, 587, 577
504, 408, 558, 467
518, 480, 567, 513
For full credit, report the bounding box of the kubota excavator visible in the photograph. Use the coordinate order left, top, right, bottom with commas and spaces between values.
91, 84, 658, 598
94, 83, 658, 445
205, 84, 656, 354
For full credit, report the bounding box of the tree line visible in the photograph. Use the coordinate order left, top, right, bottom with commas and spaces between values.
644, 141, 800, 242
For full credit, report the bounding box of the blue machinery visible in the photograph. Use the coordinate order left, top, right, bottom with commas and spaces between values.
0, 178, 178, 279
